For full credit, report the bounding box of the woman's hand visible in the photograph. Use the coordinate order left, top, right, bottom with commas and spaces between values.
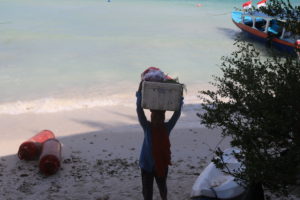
138, 81, 143, 92
180, 96, 184, 107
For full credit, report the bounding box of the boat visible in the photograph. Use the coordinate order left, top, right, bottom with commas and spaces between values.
232, 10, 300, 54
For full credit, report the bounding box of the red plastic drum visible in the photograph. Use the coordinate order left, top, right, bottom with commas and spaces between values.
18, 130, 55, 160
39, 138, 62, 175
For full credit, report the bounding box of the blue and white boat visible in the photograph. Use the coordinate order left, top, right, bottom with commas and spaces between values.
232, 11, 300, 53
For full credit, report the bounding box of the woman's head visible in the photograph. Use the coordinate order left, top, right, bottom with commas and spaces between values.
150, 110, 166, 126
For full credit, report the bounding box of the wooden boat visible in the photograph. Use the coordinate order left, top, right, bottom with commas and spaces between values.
232, 11, 300, 54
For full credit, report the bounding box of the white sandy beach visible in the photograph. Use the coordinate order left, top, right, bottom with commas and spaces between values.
0, 103, 232, 200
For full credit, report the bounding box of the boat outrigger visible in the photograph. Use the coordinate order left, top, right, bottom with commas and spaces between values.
232, 10, 300, 54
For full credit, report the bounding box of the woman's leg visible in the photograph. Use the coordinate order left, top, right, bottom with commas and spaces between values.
141, 169, 155, 200
155, 168, 168, 200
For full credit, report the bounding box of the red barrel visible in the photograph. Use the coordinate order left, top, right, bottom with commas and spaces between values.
18, 130, 55, 160
295, 40, 300, 49
39, 138, 62, 175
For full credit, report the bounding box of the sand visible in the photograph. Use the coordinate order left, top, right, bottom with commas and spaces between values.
0, 102, 232, 200
0, 103, 298, 200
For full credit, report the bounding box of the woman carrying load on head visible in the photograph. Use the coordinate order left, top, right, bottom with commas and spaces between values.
136, 78, 183, 200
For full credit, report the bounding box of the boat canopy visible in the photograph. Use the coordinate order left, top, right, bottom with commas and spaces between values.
241, 12, 287, 39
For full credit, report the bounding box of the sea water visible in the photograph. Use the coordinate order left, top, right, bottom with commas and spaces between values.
0, 0, 290, 114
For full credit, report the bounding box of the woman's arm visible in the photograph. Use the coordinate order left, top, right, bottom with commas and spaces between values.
136, 82, 148, 129
167, 97, 183, 131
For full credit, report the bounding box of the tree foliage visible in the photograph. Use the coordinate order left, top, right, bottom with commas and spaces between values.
198, 1, 300, 197
198, 40, 300, 196
260, 0, 300, 34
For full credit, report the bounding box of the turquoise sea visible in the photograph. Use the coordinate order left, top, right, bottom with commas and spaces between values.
0, 0, 296, 114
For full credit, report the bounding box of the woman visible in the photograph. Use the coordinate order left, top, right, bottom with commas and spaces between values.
136, 81, 183, 200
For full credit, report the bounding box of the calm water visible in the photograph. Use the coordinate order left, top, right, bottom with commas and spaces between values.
0, 0, 273, 113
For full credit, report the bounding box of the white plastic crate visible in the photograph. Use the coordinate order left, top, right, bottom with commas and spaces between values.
142, 81, 183, 111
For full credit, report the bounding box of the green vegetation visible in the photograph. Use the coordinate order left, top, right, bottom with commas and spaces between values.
260, 0, 300, 34
198, 1, 300, 197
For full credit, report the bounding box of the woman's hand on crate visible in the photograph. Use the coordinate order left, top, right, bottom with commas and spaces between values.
138, 81, 143, 92
180, 97, 184, 107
